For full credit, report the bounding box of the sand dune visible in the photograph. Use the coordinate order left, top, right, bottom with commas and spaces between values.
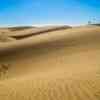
0, 26, 35, 42
0, 25, 100, 100
0, 25, 71, 42
7, 25, 71, 39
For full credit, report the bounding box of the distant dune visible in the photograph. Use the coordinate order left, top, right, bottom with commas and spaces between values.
7, 26, 35, 31
0, 26, 35, 32
0, 25, 71, 41
0, 25, 100, 100
8, 25, 71, 39
0, 26, 36, 42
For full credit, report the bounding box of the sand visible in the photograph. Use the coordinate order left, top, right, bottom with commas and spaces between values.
0, 25, 100, 100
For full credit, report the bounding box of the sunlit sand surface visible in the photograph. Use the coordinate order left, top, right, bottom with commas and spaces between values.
0, 25, 100, 100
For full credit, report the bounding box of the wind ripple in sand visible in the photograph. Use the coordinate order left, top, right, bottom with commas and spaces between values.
0, 26, 100, 100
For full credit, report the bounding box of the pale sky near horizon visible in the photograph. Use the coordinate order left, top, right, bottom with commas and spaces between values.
0, 0, 100, 26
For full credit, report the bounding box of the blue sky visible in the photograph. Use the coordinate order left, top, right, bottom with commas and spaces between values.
0, 0, 100, 26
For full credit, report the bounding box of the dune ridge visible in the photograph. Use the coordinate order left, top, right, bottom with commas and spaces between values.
8, 25, 71, 39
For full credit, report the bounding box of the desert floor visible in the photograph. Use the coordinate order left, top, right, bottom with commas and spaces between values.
0, 25, 100, 100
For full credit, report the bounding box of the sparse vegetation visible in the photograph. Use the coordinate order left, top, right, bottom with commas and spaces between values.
92, 23, 100, 26
88, 18, 100, 26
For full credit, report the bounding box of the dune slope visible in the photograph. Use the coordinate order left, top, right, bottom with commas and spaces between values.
0, 26, 100, 100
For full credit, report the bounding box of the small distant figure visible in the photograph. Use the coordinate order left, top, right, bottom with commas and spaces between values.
88, 21, 92, 25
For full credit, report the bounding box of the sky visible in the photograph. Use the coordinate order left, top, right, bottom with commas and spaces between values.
0, 0, 100, 26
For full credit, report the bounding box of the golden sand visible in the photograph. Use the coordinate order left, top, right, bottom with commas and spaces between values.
0, 25, 100, 100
